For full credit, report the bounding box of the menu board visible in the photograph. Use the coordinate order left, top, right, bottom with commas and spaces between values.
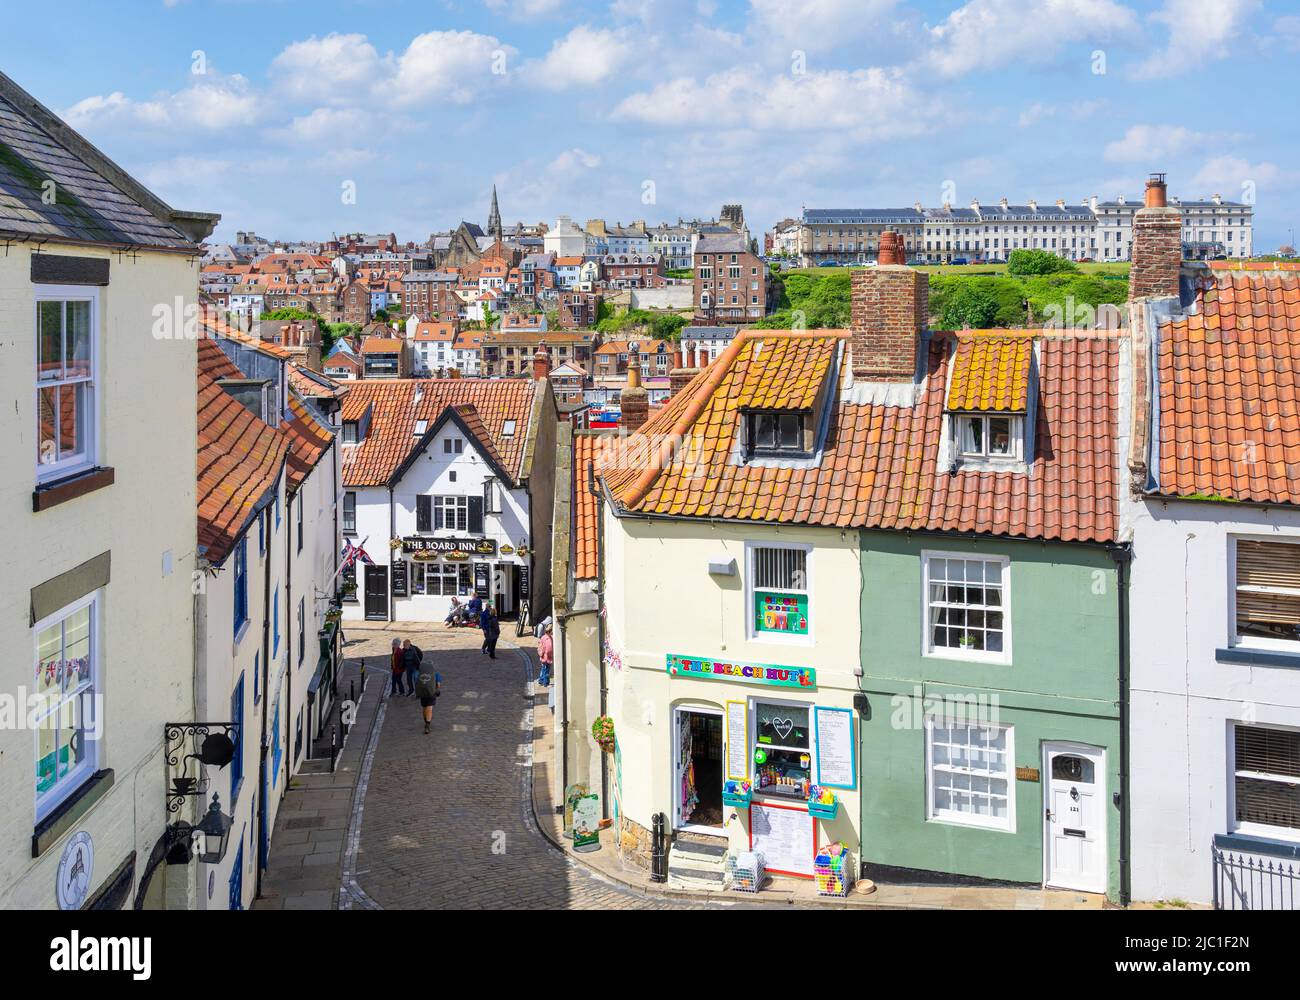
474, 562, 491, 598
749, 801, 814, 877
391, 560, 408, 598
814, 706, 856, 789
725, 701, 748, 781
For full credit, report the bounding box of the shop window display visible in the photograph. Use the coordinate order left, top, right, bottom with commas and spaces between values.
754, 702, 812, 799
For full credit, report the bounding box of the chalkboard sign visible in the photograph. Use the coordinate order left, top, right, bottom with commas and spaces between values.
519, 563, 530, 599
474, 562, 491, 598
391, 560, 408, 598
749, 801, 815, 877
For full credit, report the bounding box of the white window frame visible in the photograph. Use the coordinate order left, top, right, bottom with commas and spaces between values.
922, 550, 1012, 664
745, 540, 813, 645
34, 285, 99, 484
955, 413, 1023, 461
1228, 535, 1300, 652
1228, 721, 1300, 842
434, 494, 469, 532
925, 716, 1016, 832
33, 590, 101, 822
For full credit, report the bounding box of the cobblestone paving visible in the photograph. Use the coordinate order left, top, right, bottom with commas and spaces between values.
344, 625, 763, 910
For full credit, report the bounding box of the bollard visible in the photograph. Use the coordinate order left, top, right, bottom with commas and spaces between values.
329, 725, 338, 772
650, 812, 668, 883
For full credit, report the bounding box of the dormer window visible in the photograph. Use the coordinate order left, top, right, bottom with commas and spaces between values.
745, 410, 810, 459
342, 421, 359, 444
956, 414, 1022, 461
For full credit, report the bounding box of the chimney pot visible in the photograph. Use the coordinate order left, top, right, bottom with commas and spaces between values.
1144, 172, 1168, 208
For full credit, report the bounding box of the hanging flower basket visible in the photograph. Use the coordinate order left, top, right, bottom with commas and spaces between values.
592, 716, 616, 754
389, 537, 403, 550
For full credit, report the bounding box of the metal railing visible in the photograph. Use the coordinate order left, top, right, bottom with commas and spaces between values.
1212, 845, 1299, 910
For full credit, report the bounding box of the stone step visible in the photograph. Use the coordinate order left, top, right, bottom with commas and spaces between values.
667, 838, 729, 891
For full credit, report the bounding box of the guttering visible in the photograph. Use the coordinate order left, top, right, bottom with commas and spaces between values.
1105, 541, 1133, 908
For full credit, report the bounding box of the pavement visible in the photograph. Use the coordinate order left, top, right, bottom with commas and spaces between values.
255, 619, 1109, 911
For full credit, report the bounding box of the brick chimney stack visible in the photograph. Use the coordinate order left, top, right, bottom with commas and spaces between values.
621, 365, 649, 433
669, 340, 698, 397
851, 230, 927, 381
1129, 172, 1182, 302
532, 342, 551, 380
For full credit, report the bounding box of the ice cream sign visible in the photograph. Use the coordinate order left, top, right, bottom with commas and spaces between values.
666, 654, 816, 690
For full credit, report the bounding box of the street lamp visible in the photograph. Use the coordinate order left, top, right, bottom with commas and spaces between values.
163, 722, 239, 865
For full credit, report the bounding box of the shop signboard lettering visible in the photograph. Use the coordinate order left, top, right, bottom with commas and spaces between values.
402, 536, 496, 555
754, 590, 809, 635
666, 653, 815, 690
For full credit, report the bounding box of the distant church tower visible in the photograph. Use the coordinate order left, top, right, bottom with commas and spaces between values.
487, 184, 503, 241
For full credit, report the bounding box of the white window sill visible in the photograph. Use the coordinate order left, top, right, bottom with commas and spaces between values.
924, 648, 1011, 666
926, 814, 1016, 835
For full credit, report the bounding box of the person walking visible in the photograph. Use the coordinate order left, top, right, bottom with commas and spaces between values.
537, 623, 554, 687
480, 603, 500, 660
415, 658, 442, 734
401, 639, 423, 697
389, 638, 406, 697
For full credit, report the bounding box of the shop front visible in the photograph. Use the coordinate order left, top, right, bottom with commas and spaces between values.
643, 653, 861, 882
389, 535, 530, 622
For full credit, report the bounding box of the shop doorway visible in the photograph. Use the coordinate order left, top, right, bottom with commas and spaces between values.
1042, 742, 1106, 894
673, 707, 723, 832
493, 563, 516, 617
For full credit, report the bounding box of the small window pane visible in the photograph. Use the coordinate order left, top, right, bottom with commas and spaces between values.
988, 416, 1012, 455
65, 301, 92, 379
960, 417, 983, 454
39, 302, 63, 380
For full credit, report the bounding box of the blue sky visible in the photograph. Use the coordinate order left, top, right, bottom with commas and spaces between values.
5, 0, 1298, 248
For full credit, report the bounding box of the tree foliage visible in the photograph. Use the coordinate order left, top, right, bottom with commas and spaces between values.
1006, 248, 1079, 276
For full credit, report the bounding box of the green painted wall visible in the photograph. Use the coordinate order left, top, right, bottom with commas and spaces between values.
858, 531, 1123, 899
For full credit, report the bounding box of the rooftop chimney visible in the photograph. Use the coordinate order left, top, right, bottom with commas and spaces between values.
621, 365, 649, 433
532, 342, 551, 380
1130, 172, 1182, 302
852, 231, 927, 382
669, 341, 699, 398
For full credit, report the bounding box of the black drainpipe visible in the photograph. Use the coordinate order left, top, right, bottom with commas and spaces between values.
1107, 542, 1133, 907
255, 494, 273, 900
388, 484, 396, 623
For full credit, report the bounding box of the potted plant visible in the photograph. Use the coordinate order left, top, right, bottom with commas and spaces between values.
592, 715, 616, 754
958, 633, 977, 649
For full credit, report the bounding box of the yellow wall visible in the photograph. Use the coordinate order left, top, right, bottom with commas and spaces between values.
604, 509, 863, 867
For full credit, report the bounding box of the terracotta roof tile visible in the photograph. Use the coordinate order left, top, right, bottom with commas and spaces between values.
1156, 270, 1300, 505
946, 333, 1033, 412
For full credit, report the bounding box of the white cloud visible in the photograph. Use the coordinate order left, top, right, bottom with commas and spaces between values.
1190, 155, 1300, 196
483, 0, 563, 17
64, 74, 260, 132
1103, 124, 1223, 162
748, 0, 905, 55
613, 66, 932, 136
270, 33, 385, 102
286, 107, 369, 142
922, 0, 1137, 78
527, 26, 637, 90
1132, 0, 1260, 79
389, 31, 514, 105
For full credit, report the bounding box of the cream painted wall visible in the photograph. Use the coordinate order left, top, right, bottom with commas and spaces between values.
604, 510, 863, 866
0, 245, 200, 909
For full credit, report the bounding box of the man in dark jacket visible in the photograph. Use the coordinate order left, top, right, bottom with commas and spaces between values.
414, 660, 442, 734
401, 639, 423, 697
479, 604, 500, 659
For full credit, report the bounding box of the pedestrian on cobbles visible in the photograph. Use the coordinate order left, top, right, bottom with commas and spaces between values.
537, 623, 554, 687
389, 638, 406, 696
480, 603, 500, 659
415, 660, 442, 734
402, 638, 423, 697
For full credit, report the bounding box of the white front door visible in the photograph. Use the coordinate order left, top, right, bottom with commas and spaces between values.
1042, 743, 1106, 893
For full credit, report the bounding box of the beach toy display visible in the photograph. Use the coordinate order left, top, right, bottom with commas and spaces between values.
814, 842, 854, 898
722, 779, 752, 808
806, 784, 839, 820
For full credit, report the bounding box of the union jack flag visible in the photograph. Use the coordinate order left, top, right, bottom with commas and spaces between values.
341, 539, 374, 570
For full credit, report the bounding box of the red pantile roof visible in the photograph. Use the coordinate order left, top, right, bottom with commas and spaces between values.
197, 339, 289, 564
573, 433, 602, 580
602, 329, 1119, 543
946, 333, 1034, 412
1155, 269, 1300, 504
283, 394, 334, 494
341, 379, 535, 487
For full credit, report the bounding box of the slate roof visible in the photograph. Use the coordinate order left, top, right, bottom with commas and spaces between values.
0, 73, 200, 250
197, 339, 289, 565
288, 365, 349, 402
340, 379, 535, 487
946, 334, 1034, 413
283, 394, 334, 494
1154, 268, 1300, 505
603, 329, 1118, 543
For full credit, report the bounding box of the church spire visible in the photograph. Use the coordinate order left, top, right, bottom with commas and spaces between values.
487, 184, 502, 241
